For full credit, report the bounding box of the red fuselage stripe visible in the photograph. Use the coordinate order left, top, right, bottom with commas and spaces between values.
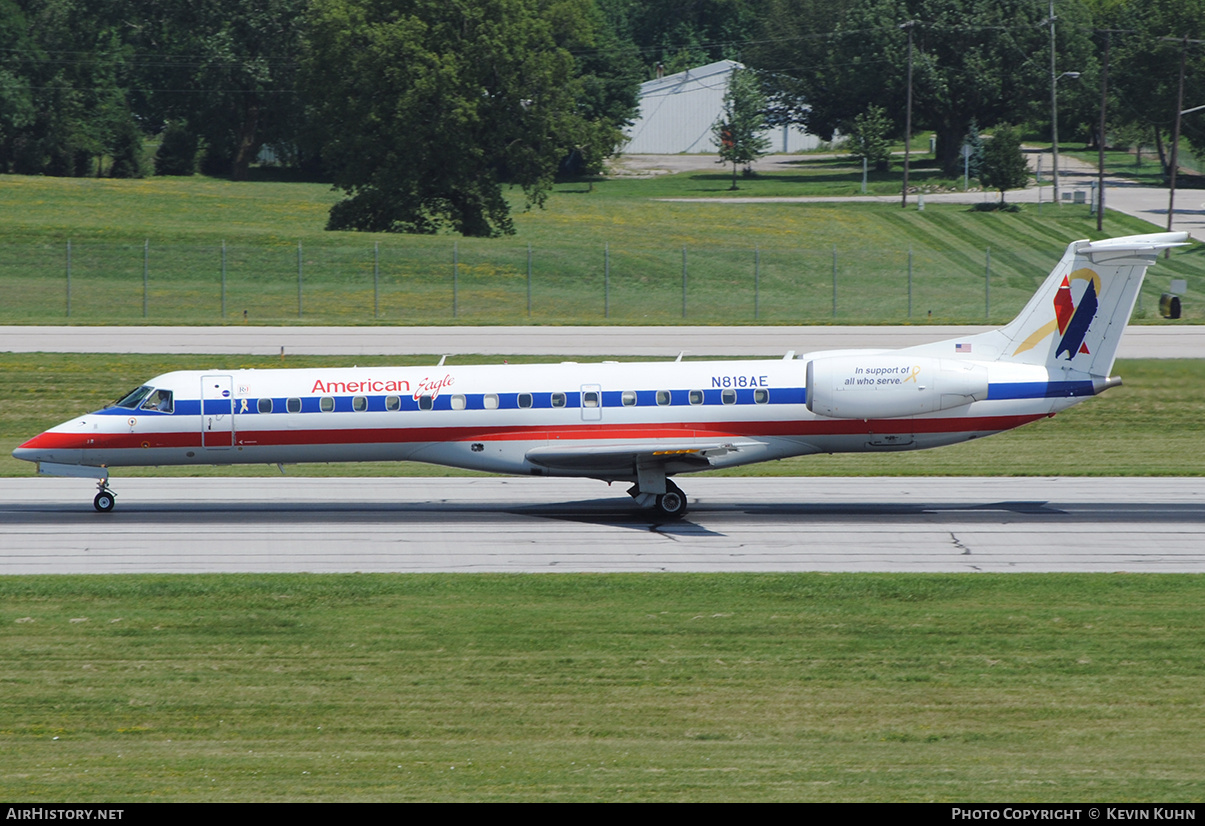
20, 414, 1047, 452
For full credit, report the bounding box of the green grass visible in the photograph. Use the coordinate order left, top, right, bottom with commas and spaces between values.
2, 170, 1203, 324
1062, 145, 1205, 187
613, 155, 967, 198
4, 354, 1203, 478
1062, 148, 1172, 188
1, 573, 1202, 801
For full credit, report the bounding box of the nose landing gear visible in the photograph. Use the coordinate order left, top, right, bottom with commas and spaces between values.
94, 480, 115, 512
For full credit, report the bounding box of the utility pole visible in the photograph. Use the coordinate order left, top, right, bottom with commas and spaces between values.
1168, 36, 1189, 238
1158, 35, 1204, 252
1050, 0, 1061, 206
1097, 31, 1110, 232
901, 20, 915, 208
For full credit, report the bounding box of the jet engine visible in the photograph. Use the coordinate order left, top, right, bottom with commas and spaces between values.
806, 355, 989, 419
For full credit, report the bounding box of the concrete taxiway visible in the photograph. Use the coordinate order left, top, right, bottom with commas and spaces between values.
2, 325, 1202, 358
3, 477, 1203, 575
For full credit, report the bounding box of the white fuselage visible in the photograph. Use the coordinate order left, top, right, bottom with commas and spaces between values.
16, 354, 1080, 482
15, 231, 1185, 514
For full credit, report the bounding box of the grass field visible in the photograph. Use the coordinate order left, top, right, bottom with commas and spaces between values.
3, 354, 1203, 479
1, 573, 1202, 802
2, 162, 1202, 325
3, 159, 1203, 804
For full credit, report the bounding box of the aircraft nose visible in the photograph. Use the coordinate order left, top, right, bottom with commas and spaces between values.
12, 445, 40, 463
12, 432, 83, 466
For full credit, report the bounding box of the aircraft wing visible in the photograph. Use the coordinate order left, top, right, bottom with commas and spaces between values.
525, 440, 764, 476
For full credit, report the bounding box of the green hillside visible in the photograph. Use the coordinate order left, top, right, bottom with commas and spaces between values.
1, 170, 1200, 325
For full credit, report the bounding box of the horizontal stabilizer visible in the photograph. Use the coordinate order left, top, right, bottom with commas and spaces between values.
994, 232, 1187, 376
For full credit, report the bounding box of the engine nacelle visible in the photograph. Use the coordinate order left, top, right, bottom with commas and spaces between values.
806, 355, 989, 419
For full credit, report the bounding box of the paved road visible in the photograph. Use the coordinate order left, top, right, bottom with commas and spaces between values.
2, 324, 1201, 358
4, 477, 1203, 574
633, 151, 1205, 238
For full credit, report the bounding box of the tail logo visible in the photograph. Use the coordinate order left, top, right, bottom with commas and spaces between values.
1054, 269, 1100, 359
1010, 268, 1103, 359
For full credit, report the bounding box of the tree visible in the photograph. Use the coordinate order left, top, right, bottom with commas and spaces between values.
563, 0, 644, 177
1, 0, 139, 177
154, 121, 198, 176
303, 0, 610, 237
107, 112, 146, 178
103, 0, 309, 180
749, 0, 1097, 176
848, 104, 892, 171
622, 0, 762, 75
979, 123, 1029, 203
712, 66, 770, 190
1104, 0, 1205, 178
963, 118, 984, 180
0, 0, 35, 169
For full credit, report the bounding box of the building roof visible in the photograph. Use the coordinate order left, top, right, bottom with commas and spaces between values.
623, 60, 818, 155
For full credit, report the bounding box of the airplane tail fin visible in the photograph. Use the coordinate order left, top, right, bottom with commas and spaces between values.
996, 232, 1188, 375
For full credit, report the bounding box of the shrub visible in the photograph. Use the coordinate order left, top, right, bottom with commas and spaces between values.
154, 122, 197, 176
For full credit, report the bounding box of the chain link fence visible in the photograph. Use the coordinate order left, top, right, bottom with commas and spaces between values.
1, 238, 1197, 325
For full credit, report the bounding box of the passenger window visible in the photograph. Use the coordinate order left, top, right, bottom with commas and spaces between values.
386, 395, 400, 411
656, 390, 671, 406
722, 389, 737, 405
551, 392, 566, 408
451, 394, 466, 411
621, 391, 636, 407
140, 388, 174, 413
689, 390, 703, 405
257, 397, 273, 414
483, 394, 499, 410
754, 389, 769, 404
320, 396, 335, 412
287, 397, 302, 414
518, 393, 533, 409
418, 395, 434, 410
583, 391, 599, 408
353, 395, 368, 411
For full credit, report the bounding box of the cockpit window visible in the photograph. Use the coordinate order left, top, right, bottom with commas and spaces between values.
140, 388, 174, 413
114, 385, 153, 409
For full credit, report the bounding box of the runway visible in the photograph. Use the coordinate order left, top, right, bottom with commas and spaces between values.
4, 476, 1203, 574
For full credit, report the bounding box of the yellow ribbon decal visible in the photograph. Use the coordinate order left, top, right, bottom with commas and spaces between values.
1013, 319, 1058, 357
904, 365, 921, 383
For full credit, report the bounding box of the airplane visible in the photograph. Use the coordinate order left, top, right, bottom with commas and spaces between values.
13, 231, 1187, 518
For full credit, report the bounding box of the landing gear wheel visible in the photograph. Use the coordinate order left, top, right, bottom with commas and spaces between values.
94, 490, 115, 513
655, 487, 687, 519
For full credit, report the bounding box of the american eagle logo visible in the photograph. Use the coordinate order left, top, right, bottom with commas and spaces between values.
1054, 270, 1099, 359
1011, 268, 1101, 360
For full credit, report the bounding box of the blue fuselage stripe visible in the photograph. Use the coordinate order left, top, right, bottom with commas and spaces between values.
91, 381, 1091, 417
986, 381, 1096, 400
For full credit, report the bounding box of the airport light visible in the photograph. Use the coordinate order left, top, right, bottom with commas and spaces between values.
1049, 0, 1081, 206
1050, 67, 1080, 207
1161, 34, 1205, 254
1166, 102, 1204, 237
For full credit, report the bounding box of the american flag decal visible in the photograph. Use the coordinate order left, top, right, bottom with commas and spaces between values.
955, 343, 972, 353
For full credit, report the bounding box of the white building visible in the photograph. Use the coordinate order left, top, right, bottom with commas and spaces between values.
623, 59, 821, 154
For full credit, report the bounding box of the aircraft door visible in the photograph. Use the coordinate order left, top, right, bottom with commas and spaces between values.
580, 384, 602, 421
201, 375, 235, 448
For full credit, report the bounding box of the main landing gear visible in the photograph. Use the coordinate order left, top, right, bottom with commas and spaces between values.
628, 478, 688, 519
94, 480, 115, 513
656, 481, 688, 519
